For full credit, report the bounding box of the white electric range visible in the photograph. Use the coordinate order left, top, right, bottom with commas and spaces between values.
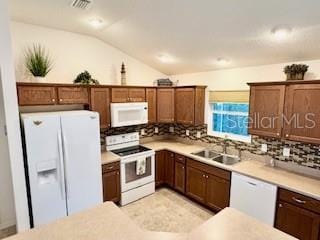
106, 132, 155, 206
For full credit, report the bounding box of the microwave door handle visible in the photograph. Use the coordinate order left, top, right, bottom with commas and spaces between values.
57, 131, 66, 200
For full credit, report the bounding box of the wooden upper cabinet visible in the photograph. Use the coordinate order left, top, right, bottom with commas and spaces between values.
248, 85, 285, 138
157, 88, 175, 123
146, 88, 157, 123
57, 87, 89, 104
90, 88, 111, 129
17, 85, 57, 106
283, 84, 320, 144
175, 88, 195, 125
111, 87, 145, 103
128, 88, 146, 102
175, 87, 206, 125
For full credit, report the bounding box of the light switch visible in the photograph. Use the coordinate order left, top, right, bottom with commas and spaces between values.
186, 130, 190, 136
283, 147, 290, 157
169, 126, 174, 133
261, 144, 268, 152
154, 127, 159, 134
196, 131, 201, 138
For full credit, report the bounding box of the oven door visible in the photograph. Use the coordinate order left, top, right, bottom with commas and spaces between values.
111, 102, 148, 127
120, 153, 155, 192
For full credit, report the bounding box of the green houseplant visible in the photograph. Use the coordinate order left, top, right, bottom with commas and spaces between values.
73, 71, 99, 85
25, 44, 53, 83
284, 64, 309, 80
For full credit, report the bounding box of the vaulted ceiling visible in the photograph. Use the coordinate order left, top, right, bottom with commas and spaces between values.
9, 0, 320, 75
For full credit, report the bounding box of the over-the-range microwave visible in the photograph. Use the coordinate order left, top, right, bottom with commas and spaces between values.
110, 102, 148, 127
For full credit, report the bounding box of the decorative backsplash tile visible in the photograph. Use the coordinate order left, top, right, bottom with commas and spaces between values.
102, 123, 320, 170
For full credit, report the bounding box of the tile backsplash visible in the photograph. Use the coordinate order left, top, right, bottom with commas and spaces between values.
102, 123, 320, 170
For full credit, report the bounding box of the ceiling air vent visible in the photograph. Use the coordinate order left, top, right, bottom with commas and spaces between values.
70, 0, 93, 10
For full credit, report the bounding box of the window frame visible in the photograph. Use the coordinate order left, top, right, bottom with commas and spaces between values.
207, 102, 252, 143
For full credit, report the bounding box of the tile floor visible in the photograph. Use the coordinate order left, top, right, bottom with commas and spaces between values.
121, 188, 214, 233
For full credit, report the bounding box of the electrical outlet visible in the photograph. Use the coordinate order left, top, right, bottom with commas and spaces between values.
154, 127, 159, 134
283, 147, 290, 157
140, 129, 145, 136
186, 130, 190, 136
169, 126, 174, 133
196, 131, 201, 138
261, 144, 268, 152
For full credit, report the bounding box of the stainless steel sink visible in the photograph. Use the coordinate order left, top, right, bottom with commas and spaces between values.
192, 150, 240, 165
212, 154, 240, 165
192, 150, 220, 159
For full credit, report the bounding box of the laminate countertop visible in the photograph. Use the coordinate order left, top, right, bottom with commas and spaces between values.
101, 139, 320, 200
5, 202, 295, 240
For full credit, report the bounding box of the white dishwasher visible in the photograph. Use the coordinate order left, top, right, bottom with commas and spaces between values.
230, 173, 277, 226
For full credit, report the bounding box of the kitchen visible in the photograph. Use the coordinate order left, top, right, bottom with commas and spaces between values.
1, 1, 320, 240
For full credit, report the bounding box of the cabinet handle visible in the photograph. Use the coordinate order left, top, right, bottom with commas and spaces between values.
279, 203, 283, 208
292, 197, 306, 204
276, 133, 280, 136
107, 166, 114, 170
52, 99, 55, 102
182, 166, 185, 169
59, 99, 63, 102
285, 134, 289, 137
116, 172, 119, 175
206, 175, 209, 178
202, 174, 206, 178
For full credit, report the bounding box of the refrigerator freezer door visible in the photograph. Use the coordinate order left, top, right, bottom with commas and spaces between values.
60, 112, 102, 215
22, 115, 67, 227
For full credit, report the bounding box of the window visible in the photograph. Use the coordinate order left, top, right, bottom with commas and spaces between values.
208, 102, 251, 142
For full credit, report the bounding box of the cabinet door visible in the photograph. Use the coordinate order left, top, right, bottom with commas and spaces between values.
205, 174, 230, 211
17, 86, 57, 105
146, 88, 157, 123
111, 88, 129, 102
128, 88, 146, 102
57, 87, 89, 104
275, 201, 320, 240
248, 85, 285, 138
90, 88, 111, 129
174, 161, 186, 193
175, 88, 195, 125
165, 151, 175, 187
155, 150, 166, 187
157, 88, 175, 123
284, 84, 320, 144
186, 166, 206, 203
102, 170, 120, 203
194, 87, 206, 125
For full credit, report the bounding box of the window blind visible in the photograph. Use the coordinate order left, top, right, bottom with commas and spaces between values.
209, 90, 249, 103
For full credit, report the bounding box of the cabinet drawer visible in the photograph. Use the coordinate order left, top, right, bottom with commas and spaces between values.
187, 159, 230, 181
102, 162, 120, 173
278, 188, 320, 214
175, 153, 186, 164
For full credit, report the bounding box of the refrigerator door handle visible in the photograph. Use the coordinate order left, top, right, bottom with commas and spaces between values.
57, 131, 66, 200
61, 131, 70, 200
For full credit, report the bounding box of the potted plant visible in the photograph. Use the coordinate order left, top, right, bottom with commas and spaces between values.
284, 64, 309, 80
73, 71, 99, 85
25, 44, 53, 83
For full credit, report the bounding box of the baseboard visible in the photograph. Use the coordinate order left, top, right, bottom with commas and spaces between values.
0, 219, 16, 230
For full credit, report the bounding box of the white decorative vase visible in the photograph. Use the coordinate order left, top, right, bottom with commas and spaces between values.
33, 76, 46, 83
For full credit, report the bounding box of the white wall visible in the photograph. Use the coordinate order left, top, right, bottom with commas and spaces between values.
0, 1, 30, 232
10, 21, 166, 85
172, 59, 320, 90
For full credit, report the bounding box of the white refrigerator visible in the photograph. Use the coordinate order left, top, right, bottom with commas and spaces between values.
21, 111, 103, 227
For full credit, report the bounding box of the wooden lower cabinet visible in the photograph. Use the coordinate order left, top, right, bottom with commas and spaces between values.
186, 166, 206, 203
275, 188, 320, 240
186, 159, 231, 211
102, 162, 120, 203
205, 174, 230, 211
275, 201, 320, 240
165, 151, 175, 187
174, 161, 186, 193
155, 150, 166, 187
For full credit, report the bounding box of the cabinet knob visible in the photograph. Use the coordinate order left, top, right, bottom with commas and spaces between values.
59, 99, 63, 102
52, 99, 55, 102
202, 174, 206, 178
206, 175, 209, 178
276, 133, 280, 136
285, 134, 289, 137
279, 203, 282, 208
116, 172, 119, 175
182, 166, 185, 169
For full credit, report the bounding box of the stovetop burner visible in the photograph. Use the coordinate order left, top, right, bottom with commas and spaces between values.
112, 145, 152, 157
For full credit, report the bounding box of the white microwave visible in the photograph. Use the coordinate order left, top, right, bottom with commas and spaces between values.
110, 102, 148, 127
